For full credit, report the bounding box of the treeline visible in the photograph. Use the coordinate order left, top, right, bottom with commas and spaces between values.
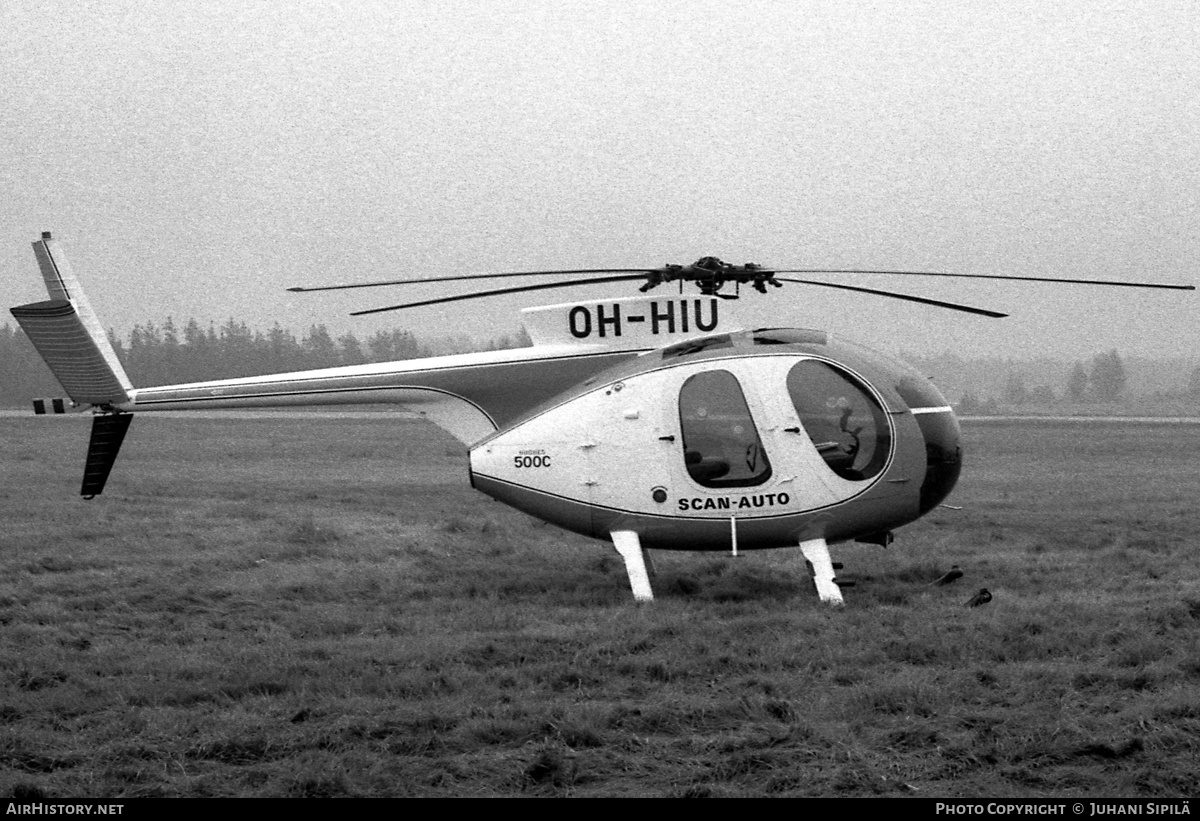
968, 349, 1130, 411
0, 319, 530, 407
6, 322, 1197, 412
930, 349, 1200, 414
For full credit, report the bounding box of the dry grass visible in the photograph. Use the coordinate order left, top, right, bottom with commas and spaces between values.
1, 414, 1198, 797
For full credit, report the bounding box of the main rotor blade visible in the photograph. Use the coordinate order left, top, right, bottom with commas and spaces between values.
350, 274, 652, 316
774, 278, 1008, 318
289, 268, 655, 293
770, 269, 1195, 291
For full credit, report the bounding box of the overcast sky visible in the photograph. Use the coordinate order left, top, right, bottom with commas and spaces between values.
2, 0, 1197, 362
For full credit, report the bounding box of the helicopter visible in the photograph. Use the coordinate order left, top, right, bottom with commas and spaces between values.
10, 233, 1194, 604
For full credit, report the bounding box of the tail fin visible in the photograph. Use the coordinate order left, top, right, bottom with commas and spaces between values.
9, 233, 134, 498
9, 232, 133, 407
80, 413, 134, 499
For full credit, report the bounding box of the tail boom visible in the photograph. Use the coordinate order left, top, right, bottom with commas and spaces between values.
8, 233, 640, 497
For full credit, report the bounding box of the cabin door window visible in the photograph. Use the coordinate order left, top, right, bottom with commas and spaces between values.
678, 370, 772, 488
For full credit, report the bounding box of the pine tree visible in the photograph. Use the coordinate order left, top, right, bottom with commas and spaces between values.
1089, 350, 1127, 401
1003, 373, 1029, 406
337, 332, 366, 366
1067, 362, 1088, 402
267, 324, 302, 373
303, 325, 339, 368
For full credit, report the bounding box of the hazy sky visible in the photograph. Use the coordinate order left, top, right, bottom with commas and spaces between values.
3, 0, 1197, 361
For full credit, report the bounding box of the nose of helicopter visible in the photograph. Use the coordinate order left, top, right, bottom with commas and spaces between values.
891, 374, 963, 514
914, 408, 962, 515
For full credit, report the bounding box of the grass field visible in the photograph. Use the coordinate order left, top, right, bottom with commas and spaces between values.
1, 414, 1198, 797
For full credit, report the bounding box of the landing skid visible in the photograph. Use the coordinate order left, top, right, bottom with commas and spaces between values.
609, 533, 847, 605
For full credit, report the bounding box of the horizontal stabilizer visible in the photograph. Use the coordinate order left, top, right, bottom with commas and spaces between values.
11, 300, 131, 406
81, 413, 134, 499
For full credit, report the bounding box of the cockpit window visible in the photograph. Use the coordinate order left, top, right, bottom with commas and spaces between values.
679, 370, 772, 488
787, 361, 890, 481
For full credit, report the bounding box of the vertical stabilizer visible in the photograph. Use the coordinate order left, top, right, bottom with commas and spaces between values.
9, 233, 138, 498
10, 233, 133, 406
81, 413, 134, 499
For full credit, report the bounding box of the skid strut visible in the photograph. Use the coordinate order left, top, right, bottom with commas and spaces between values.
800, 538, 845, 605
610, 530, 654, 601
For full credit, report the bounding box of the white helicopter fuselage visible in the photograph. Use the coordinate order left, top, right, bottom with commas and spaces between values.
469, 327, 961, 553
